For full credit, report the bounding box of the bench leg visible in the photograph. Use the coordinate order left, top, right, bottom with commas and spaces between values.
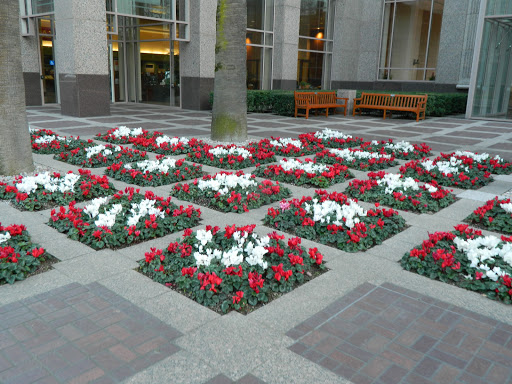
383, 109, 387, 120
325, 108, 329, 117
305, 108, 309, 120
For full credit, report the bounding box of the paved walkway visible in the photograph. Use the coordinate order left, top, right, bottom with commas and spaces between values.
0, 104, 511, 384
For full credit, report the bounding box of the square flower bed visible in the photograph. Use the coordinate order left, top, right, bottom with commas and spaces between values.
465, 197, 512, 234
360, 139, 432, 160
95, 126, 160, 144
1, 222, 56, 285
401, 224, 512, 304
400, 155, 493, 189
188, 144, 276, 169
30, 129, 93, 154
48, 188, 201, 250
315, 148, 398, 171
138, 224, 326, 314
439, 151, 512, 175
170, 171, 291, 213
0, 169, 116, 211
298, 129, 363, 149
131, 135, 203, 155
105, 156, 203, 187
55, 144, 148, 168
251, 137, 324, 157
264, 190, 406, 252
345, 171, 455, 213
253, 158, 353, 188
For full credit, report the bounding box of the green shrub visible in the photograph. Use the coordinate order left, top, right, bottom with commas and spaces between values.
209, 90, 468, 118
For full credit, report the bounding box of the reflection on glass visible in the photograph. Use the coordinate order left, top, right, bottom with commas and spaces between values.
299, 0, 327, 37
248, 0, 264, 30
117, 0, 173, 20
379, 0, 444, 81
486, 0, 512, 16
472, 19, 512, 119
32, 0, 54, 14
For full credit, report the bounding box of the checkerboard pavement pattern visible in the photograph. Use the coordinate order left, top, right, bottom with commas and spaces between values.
0, 283, 182, 384
287, 283, 512, 384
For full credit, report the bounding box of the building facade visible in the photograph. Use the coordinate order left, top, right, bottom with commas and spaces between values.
17, 0, 512, 121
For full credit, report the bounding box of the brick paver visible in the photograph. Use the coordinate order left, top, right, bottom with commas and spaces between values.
0, 283, 181, 384
287, 283, 512, 384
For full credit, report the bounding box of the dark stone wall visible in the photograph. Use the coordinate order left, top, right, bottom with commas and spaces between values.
59, 74, 110, 117
181, 77, 214, 110
23, 72, 42, 106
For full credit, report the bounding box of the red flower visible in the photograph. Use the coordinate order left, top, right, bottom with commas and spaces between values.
248, 272, 264, 293
232, 291, 244, 304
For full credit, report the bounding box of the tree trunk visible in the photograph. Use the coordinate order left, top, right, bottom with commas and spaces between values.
0, 1, 34, 175
211, 0, 248, 142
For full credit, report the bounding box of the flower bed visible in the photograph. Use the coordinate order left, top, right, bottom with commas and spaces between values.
298, 129, 363, 149
399, 155, 493, 189
95, 126, 160, 144
131, 136, 203, 155
439, 151, 512, 175
170, 171, 291, 213
0, 223, 54, 285
315, 148, 398, 171
253, 158, 353, 188
138, 224, 326, 313
251, 137, 324, 157
401, 224, 512, 304
465, 197, 512, 234
264, 190, 406, 252
48, 188, 201, 250
360, 140, 432, 159
55, 144, 148, 168
345, 171, 455, 213
188, 144, 276, 169
105, 156, 203, 187
0, 169, 116, 211
31, 130, 93, 154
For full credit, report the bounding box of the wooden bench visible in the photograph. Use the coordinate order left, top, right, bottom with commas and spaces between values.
294, 91, 349, 119
352, 93, 428, 122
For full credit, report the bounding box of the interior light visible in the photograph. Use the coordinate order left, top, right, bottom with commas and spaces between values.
316, 32, 323, 39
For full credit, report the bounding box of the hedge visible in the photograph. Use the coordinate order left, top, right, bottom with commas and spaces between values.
210, 89, 468, 118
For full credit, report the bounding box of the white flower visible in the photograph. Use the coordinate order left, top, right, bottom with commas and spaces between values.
420, 157, 467, 175
196, 229, 213, 246
83, 197, 110, 218
304, 197, 366, 229
500, 203, 512, 214
270, 138, 302, 149
384, 141, 414, 153
112, 126, 144, 138
94, 204, 123, 228
126, 199, 164, 227
314, 129, 352, 140
376, 173, 420, 195
328, 148, 392, 161
209, 146, 251, 159
279, 159, 328, 173
0, 232, 11, 244
197, 173, 257, 195
85, 145, 122, 158
131, 157, 177, 174
155, 136, 189, 147
16, 172, 81, 195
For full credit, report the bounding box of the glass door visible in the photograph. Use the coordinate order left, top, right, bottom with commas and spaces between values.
38, 17, 57, 104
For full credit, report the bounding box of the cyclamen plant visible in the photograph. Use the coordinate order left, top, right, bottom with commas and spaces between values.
315, 148, 398, 171
251, 137, 324, 157
345, 172, 455, 213
171, 171, 291, 213
440, 151, 512, 175
401, 224, 512, 304
253, 158, 353, 188
0, 223, 50, 285
188, 144, 276, 169
465, 197, 512, 234
138, 224, 326, 313
400, 155, 493, 189
30, 129, 93, 154
264, 190, 406, 252
360, 139, 432, 160
55, 144, 148, 168
0, 169, 115, 211
48, 187, 201, 250
131, 135, 203, 155
299, 129, 363, 149
105, 156, 203, 187
95, 126, 160, 144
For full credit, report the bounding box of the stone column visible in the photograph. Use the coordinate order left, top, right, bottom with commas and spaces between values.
180, 0, 216, 110
272, 0, 300, 90
20, 33, 42, 106
54, 0, 110, 116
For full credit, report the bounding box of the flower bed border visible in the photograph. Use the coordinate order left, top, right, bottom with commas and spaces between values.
464, 197, 512, 234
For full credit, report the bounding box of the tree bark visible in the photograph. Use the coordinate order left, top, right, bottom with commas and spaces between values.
211, 0, 248, 142
0, 1, 34, 175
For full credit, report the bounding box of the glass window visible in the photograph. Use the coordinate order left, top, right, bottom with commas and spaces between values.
297, 0, 334, 89
246, 0, 274, 90
379, 0, 444, 81
31, 0, 54, 14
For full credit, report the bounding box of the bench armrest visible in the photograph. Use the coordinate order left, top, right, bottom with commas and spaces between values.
335, 97, 349, 102
353, 97, 362, 105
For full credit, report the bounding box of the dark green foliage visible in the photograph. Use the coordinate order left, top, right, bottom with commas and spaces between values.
210, 90, 468, 118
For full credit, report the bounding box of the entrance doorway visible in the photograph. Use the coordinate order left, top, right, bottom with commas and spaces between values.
108, 17, 180, 107
38, 17, 57, 104
471, 17, 512, 119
